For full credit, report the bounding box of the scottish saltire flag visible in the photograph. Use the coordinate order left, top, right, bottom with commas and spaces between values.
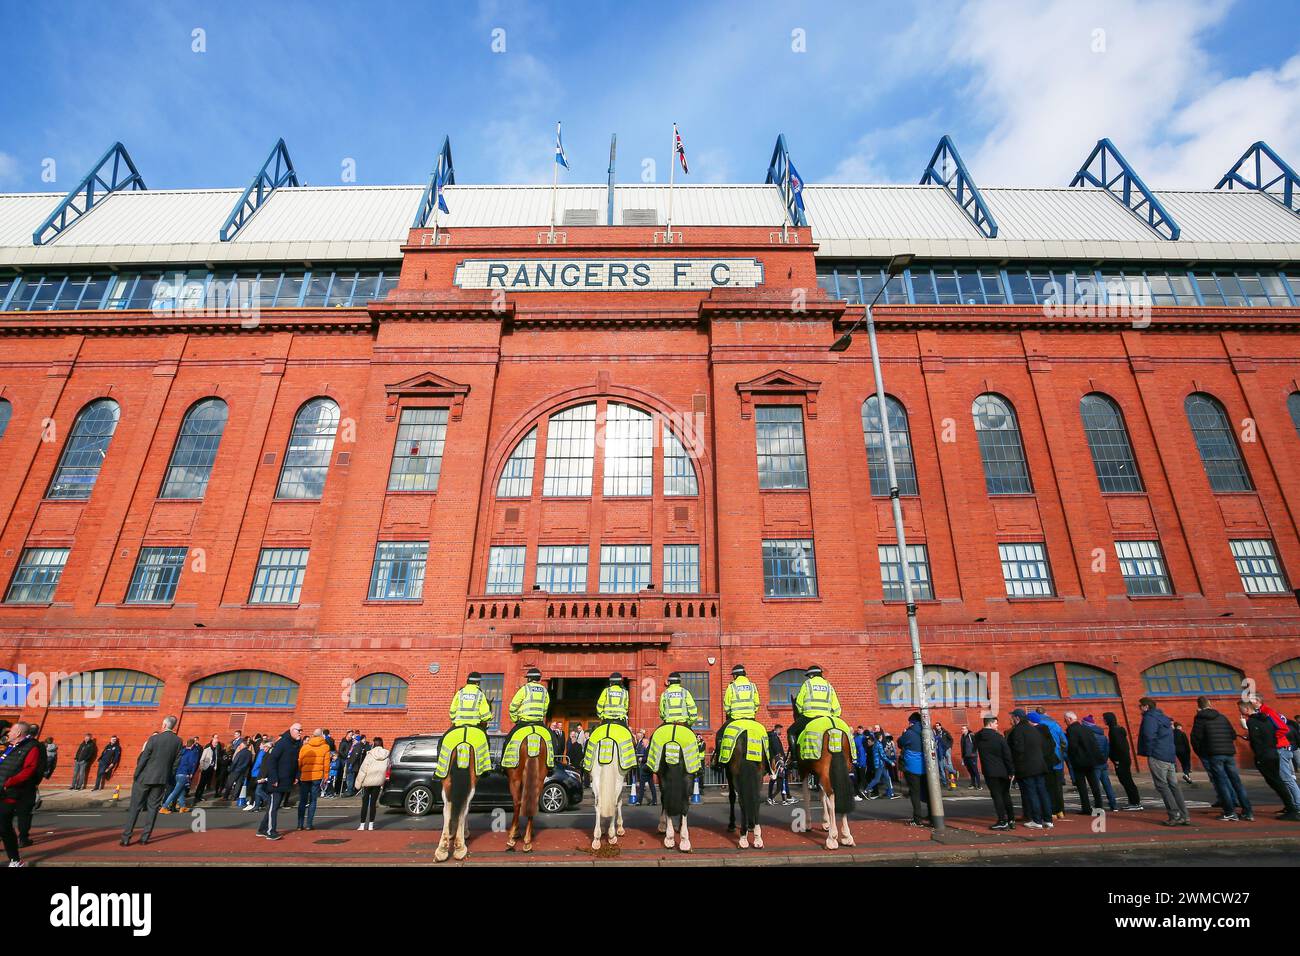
787, 160, 805, 211
555, 121, 569, 169
673, 123, 689, 175
435, 168, 450, 214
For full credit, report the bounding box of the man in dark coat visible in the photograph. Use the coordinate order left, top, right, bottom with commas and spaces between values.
93, 736, 121, 790
71, 733, 97, 790
1064, 711, 1104, 814
121, 716, 184, 846
973, 715, 1015, 829
1238, 698, 1300, 820
1006, 709, 1051, 828
256, 722, 303, 841
1103, 712, 1143, 810
960, 725, 982, 790
1191, 696, 1252, 821
1172, 722, 1193, 782
0, 722, 45, 865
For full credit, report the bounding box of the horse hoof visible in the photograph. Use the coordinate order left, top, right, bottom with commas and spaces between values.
615, 826, 625, 837
505, 841, 515, 852
664, 836, 675, 849
591, 840, 602, 851
609, 835, 618, 846
825, 837, 838, 850
738, 835, 749, 849
452, 846, 468, 861
433, 848, 449, 863
657, 822, 667, 834
522, 843, 532, 853
754, 836, 764, 849
841, 834, 855, 847
679, 839, 692, 853
821, 820, 831, 831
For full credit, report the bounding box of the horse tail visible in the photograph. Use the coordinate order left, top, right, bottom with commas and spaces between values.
594, 760, 618, 820
448, 746, 473, 820
830, 734, 853, 815
733, 730, 761, 828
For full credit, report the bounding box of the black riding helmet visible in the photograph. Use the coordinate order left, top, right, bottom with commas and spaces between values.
805, 664, 823, 678
525, 666, 542, 681
666, 672, 682, 685
731, 664, 746, 677
466, 671, 482, 684
608, 672, 623, 683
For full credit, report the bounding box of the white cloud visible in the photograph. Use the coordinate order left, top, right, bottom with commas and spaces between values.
0, 152, 20, 188
823, 115, 937, 184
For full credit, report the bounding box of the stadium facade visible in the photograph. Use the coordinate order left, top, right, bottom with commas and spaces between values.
2, 137, 1299, 779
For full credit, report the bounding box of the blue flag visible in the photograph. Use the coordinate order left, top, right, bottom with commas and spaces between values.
555, 122, 569, 169
787, 161, 805, 211
435, 167, 450, 214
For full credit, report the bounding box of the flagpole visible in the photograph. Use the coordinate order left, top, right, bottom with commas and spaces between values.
666, 123, 677, 243
549, 121, 560, 243
782, 164, 792, 244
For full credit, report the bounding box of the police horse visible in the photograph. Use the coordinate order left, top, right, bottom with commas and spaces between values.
433, 726, 488, 862
789, 697, 856, 850
649, 724, 699, 852
722, 721, 767, 849
503, 726, 552, 853
586, 723, 632, 851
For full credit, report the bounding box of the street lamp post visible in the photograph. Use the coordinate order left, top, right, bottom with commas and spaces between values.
829, 253, 946, 831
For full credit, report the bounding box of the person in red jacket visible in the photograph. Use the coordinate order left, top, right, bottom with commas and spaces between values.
0, 722, 46, 867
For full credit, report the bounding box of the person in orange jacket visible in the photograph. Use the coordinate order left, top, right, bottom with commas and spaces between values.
296, 729, 331, 831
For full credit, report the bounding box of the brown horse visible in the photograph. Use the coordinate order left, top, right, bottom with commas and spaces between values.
504, 730, 549, 853
789, 700, 855, 850
433, 735, 479, 862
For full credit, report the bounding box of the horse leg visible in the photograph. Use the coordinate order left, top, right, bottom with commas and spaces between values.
657, 799, 667, 834
840, 810, 855, 847
614, 789, 625, 837
727, 769, 737, 832
434, 782, 452, 863
663, 812, 676, 849
452, 787, 471, 860
753, 822, 764, 849
822, 783, 839, 850
678, 815, 692, 853
505, 777, 520, 851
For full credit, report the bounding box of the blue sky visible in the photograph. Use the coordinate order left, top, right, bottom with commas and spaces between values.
1, 0, 1297, 193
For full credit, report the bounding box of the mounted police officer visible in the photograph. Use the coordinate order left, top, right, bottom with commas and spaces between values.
596, 672, 629, 727
659, 672, 698, 727
507, 667, 549, 732
788, 664, 840, 760
711, 664, 759, 770
449, 671, 493, 730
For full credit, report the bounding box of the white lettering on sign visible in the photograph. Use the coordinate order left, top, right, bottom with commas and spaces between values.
453, 258, 764, 291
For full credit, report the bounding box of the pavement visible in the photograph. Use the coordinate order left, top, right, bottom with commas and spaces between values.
21, 771, 1300, 866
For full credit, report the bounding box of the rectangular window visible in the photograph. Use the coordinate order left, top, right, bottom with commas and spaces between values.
1230, 539, 1290, 594
535, 545, 588, 593
678, 671, 710, 730
387, 408, 449, 492
368, 541, 428, 600
5, 547, 70, 603
663, 430, 698, 496
1115, 540, 1172, 596
877, 544, 933, 601
486, 545, 526, 594
248, 548, 309, 604
599, 544, 651, 593
663, 544, 701, 593
542, 404, 596, 497
480, 673, 504, 732
755, 406, 808, 490
602, 404, 653, 496
998, 542, 1055, 597
125, 546, 188, 603
762, 538, 818, 598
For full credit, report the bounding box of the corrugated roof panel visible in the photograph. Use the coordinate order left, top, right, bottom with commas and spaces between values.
804, 185, 978, 241
234, 185, 422, 244
36, 189, 241, 247
1158, 190, 1300, 244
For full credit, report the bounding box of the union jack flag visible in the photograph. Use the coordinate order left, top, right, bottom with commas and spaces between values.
673, 123, 689, 175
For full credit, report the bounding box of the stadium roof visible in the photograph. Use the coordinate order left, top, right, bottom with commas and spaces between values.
2, 182, 1299, 269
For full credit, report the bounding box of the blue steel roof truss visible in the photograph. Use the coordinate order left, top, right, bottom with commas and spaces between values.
919, 135, 998, 239
219, 139, 300, 242
32, 142, 146, 245
765, 134, 807, 228
1215, 141, 1299, 216
1069, 138, 1181, 241
412, 136, 455, 229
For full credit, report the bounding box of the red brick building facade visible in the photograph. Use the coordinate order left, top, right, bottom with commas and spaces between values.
3, 219, 1299, 780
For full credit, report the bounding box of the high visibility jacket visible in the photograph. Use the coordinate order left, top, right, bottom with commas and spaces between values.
794, 677, 840, 719
723, 677, 760, 719
659, 686, 698, 725
508, 681, 550, 723
596, 685, 629, 720
449, 684, 493, 727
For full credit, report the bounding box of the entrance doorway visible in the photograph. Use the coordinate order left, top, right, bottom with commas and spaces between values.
548, 677, 605, 738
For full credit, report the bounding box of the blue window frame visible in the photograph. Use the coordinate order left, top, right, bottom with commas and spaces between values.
1064, 663, 1120, 698
480, 673, 505, 731
53, 669, 163, 707
1012, 664, 1061, 700
679, 671, 711, 729
1142, 659, 1243, 697
769, 668, 804, 710
47, 399, 121, 500
125, 546, 188, 604
1271, 658, 1300, 695
186, 670, 299, 708
349, 673, 409, 708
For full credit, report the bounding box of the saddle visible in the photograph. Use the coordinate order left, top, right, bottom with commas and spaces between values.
797, 715, 857, 762
582, 721, 637, 772
500, 723, 555, 769
647, 723, 702, 774
434, 725, 492, 778
718, 718, 771, 765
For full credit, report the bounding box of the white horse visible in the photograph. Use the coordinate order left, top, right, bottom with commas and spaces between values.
589, 759, 626, 851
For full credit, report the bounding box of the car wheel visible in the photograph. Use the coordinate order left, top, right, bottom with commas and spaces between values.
405, 785, 434, 816
539, 782, 567, 813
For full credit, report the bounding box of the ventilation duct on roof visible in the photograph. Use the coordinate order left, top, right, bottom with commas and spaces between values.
622, 208, 659, 226
562, 208, 600, 226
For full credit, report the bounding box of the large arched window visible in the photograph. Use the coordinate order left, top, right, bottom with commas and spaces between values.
769, 668, 804, 709
1270, 658, 1300, 695
972, 394, 1032, 494
160, 397, 228, 499
349, 672, 409, 708
0, 398, 11, 440
1142, 659, 1243, 697
663, 429, 699, 496
276, 398, 340, 499
877, 665, 987, 707
1064, 663, 1120, 698
1080, 393, 1143, 493
52, 669, 163, 708
1184, 393, 1252, 492
862, 395, 917, 496
1012, 664, 1061, 700
187, 670, 299, 708
47, 398, 120, 499
542, 403, 596, 497
497, 427, 537, 497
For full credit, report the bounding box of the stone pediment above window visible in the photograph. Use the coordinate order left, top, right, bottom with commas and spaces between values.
384, 372, 470, 422
735, 369, 820, 419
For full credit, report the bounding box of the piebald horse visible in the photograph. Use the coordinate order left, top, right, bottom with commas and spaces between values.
589, 750, 626, 851
433, 732, 478, 862
724, 726, 764, 849
790, 699, 855, 850
654, 727, 694, 852
504, 728, 549, 853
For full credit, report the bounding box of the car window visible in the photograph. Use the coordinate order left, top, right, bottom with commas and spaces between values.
399, 738, 438, 763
